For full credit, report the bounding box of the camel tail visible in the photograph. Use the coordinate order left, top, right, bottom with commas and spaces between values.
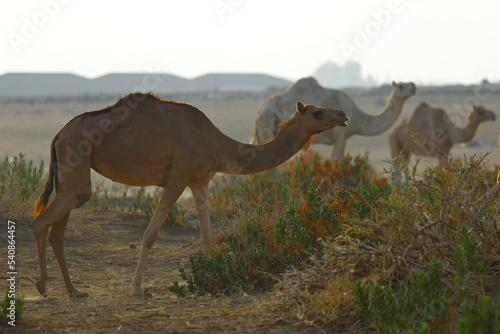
33, 136, 58, 217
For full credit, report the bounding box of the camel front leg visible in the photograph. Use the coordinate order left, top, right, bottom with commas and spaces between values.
131, 182, 186, 297
331, 135, 347, 160
190, 180, 215, 252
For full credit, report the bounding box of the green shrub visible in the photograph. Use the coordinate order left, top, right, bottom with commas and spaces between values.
353, 224, 492, 333
454, 225, 485, 299
89, 187, 110, 211
169, 185, 341, 297
353, 258, 448, 334
0, 153, 44, 216
458, 295, 500, 334
128, 187, 157, 222
0, 287, 25, 324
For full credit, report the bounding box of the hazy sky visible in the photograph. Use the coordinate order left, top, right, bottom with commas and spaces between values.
1, 0, 499, 85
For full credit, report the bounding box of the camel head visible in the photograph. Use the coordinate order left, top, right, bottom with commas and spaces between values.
469, 105, 496, 123
391, 81, 417, 99
292, 101, 348, 135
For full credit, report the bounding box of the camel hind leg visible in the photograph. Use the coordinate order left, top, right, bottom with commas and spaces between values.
32, 190, 90, 297
31, 153, 92, 297
48, 212, 89, 297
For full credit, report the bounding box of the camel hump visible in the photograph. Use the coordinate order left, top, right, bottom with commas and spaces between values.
297, 77, 320, 86
409, 102, 451, 130
412, 102, 446, 118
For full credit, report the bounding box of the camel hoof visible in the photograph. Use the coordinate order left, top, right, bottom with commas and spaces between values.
69, 289, 89, 298
35, 280, 48, 297
131, 286, 143, 297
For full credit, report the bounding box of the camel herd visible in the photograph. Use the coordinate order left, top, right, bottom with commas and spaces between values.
252, 77, 496, 165
31, 78, 496, 298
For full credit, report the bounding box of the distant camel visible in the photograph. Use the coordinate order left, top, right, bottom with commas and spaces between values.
389, 102, 496, 165
31, 93, 348, 298
251, 77, 416, 159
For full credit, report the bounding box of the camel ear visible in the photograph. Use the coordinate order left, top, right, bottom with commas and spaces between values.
392, 81, 397, 87
297, 101, 306, 114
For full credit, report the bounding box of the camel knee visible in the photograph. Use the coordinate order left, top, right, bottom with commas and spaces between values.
75, 193, 91, 208
31, 219, 48, 238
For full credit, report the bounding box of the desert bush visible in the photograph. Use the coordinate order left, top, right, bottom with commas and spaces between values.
353, 258, 447, 333
458, 295, 500, 334
169, 185, 342, 297
352, 224, 492, 334
0, 287, 25, 324
89, 186, 110, 211
353, 227, 499, 333
261, 154, 499, 332
0, 153, 44, 217
170, 153, 384, 297
169, 152, 499, 333
127, 187, 157, 221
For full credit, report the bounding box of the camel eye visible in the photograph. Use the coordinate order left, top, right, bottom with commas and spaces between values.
312, 111, 324, 119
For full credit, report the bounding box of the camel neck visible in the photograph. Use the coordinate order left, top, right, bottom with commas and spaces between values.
214, 117, 309, 175
452, 118, 480, 143
356, 92, 406, 136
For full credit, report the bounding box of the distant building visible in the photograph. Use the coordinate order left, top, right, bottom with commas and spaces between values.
313, 61, 376, 88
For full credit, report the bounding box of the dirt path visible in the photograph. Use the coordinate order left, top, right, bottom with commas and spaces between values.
3, 206, 323, 334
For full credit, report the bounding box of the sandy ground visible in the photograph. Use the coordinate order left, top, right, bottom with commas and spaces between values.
2, 205, 326, 334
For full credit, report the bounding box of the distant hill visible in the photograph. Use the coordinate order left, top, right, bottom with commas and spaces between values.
0, 72, 291, 96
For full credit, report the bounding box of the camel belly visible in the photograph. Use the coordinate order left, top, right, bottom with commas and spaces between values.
409, 134, 453, 157
90, 144, 176, 186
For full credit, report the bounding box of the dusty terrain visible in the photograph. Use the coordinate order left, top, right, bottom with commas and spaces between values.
1, 86, 499, 333
3, 203, 326, 334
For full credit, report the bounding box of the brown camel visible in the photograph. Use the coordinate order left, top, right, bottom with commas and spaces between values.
389, 102, 496, 165
31, 93, 348, 298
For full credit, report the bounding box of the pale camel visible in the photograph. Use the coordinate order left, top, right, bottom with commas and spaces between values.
389, 102, 496, 165
251, 77, 416, 159
31, 93, 348, 298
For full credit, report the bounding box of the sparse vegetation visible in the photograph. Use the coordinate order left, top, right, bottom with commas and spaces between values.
458, 295, 500, 334
0, 287, 25, 324
1, 150, 498, 332
352, 225, 495, 334
169, 152, 499, 332
0, 153, 44, 217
